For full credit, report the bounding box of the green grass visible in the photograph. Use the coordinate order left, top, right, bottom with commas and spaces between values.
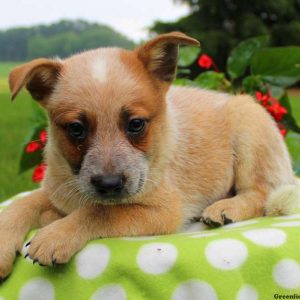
290, 96, 300, 124
0, 62, 39, 199
0, 62, 299, 200
286, 95, 300, 175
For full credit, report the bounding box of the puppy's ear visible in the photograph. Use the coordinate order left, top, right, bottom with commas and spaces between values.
135, 32, 200, 82
9, 58, 62, 102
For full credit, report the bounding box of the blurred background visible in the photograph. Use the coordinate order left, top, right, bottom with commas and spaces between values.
0, 0, 299, 200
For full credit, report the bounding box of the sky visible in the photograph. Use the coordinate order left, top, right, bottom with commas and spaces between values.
0, 0, 189, 42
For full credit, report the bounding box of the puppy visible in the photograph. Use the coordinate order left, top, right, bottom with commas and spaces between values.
0, 32, 298, 279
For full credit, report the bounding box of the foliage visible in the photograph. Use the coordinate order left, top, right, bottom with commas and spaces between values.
0, 20, 134, 61
152, 0, 300, 71
0, 66, 39, 200
176, 37, 300, 175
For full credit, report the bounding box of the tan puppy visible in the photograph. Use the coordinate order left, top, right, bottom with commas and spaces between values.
0, 32, 298, 279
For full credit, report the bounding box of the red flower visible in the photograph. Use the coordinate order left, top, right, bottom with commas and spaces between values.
278, 123, 288, 137
255, 91, 270, 107
39, 130, 47, 144
280, 128, 287, 136
255, 90, 288, 121
26, 141, 42, 153
198, 54, 213, 69
32, 163, 47, 183
267, 102, 288, 121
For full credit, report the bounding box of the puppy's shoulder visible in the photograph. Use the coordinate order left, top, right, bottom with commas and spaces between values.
167, 85, 230, 112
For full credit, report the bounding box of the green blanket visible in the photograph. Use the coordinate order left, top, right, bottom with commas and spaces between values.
1, 192, 300, 300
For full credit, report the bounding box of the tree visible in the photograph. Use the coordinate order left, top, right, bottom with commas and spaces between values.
151, 0, 300, 71
0, 20, 134, 61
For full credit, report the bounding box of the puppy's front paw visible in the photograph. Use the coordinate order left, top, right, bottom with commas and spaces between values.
26, 221, 84, 266
0, 231, 23, 280
201, 199, 236, 228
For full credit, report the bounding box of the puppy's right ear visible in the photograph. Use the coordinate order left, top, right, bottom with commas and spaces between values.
9, 58, 62, 102
135, 32, 200, 83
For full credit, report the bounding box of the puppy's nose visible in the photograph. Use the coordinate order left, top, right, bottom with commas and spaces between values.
91, 174, 124, 196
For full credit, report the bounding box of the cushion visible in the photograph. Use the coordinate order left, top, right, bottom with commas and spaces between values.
1, 191, 300, 299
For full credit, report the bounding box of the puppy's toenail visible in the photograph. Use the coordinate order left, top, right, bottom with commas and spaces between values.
25, 242, 31, 247
33, 259, 38, 264
24, 253, 29, 259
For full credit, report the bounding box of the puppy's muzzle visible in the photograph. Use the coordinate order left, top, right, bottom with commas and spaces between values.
90, 174, 125, 198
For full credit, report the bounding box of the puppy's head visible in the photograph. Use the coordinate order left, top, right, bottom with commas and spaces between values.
9, 32, 199, 205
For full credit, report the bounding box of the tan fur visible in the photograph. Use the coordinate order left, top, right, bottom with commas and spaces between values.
265, 184, 300, 215
0, 32, 297, 278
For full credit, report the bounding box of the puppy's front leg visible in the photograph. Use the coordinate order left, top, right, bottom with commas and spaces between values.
27, 199, 183, 266
0, 189, 62, 279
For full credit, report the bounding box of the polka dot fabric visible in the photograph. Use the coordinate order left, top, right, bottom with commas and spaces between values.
1, 192, 300, 299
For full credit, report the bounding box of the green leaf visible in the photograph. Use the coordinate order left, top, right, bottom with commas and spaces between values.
227, 35, 269, 80
242, 75, 285, 98
260, 76, 299, 87
30, 101, 48, 126
268, 85, 285, 99
178, 46, 201, 67
251, 47, 300, 87
173, 78, 198, 87
242, 75, 262, 94
285, 131, 300, 176
177, 68, 191, 76
19, 124, 46, 174
280, 94, 300, 134
194, 71, 230, 91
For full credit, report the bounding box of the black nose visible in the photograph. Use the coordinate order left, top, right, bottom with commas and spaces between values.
90, 174, 124, 197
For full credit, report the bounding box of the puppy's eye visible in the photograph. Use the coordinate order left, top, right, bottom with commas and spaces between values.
127, 119, 146, 135
67, 122, 86, 139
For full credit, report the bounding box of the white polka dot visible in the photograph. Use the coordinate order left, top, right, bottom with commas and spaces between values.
172, 280, 217, 300
19, 278, 54, 300
91, 284, 126, 300
137, 243, 177, 274
223, 220, 258, 229
273, 259, 300, 289
236, 284, 258, 300
76, 244, 110, 279
276, 213, 300, 220
190, 233, 217, 238
0, 297, 4, 300
243, 228, 286, 247
273, 221, 300, 227
205, 239, 248, 270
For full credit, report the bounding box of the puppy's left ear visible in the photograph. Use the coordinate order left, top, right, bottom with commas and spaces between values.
9, 58, 62, 102
135, 32, 200, 83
